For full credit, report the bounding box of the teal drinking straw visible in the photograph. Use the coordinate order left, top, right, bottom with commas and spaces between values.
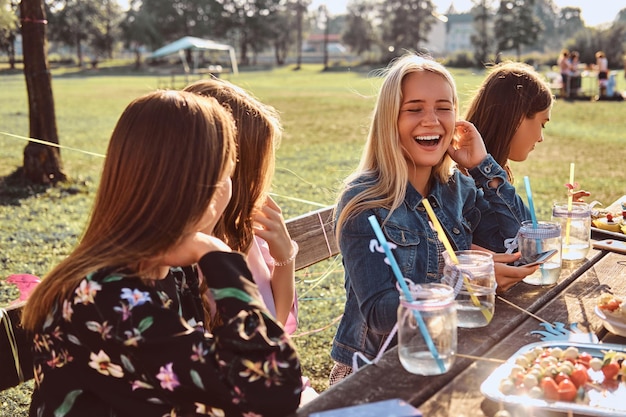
523, 176, 539, 230
367, 215, 446, 373
523, 176, 546, 282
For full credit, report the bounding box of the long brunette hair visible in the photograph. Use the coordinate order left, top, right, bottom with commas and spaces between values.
464, 61, 553, 182
22, 90, 237, 331
184, 78, 282, 253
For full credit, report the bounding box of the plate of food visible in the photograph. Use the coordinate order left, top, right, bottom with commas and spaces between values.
480, 341, 626, 416
595, 293, 626, 337
591, 197, 626, 241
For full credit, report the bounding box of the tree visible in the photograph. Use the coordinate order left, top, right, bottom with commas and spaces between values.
557, 6, 584, 40
494, 0, 542, 61
342, 0, 378, 56
568, 25, 626, 68
131, 0, 226, 49
268, 2, 297, 65
290, 0, 310, 70
379, 0, 436, 59
316, 5, 330, 70
470, 0, 493, 67
46, 0, 108, 67
89, 0, 123, 62
207, 0, 283, 66
532, 0, 559, 51
19, 0, 66, 184
0, 0, 19, 69
119, 0, 162, 68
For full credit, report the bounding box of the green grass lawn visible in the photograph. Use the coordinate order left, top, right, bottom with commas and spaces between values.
1, 62, 626, 415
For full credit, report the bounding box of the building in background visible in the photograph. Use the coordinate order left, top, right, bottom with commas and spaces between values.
445, 12, 474, 53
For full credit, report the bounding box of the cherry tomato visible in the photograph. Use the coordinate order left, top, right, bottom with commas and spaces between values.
570, 365, 589, 388
577, 352, 592, 367
554, 372, 569, 384
602, 362, 620, 380
541, 377, 560, 401
558, 378, 578, 402
600, 300, 621, 312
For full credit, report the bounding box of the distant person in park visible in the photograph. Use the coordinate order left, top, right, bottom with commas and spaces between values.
465, 61, 590, 201
557, 49, 570, 98
20, 90, 303, 417
183, 79, 298, 334
328, 53, 529, 385
595, 50, 609, 98
569, 51, 581, 98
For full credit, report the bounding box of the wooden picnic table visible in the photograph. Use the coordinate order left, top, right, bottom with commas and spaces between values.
293, 226, 626, 417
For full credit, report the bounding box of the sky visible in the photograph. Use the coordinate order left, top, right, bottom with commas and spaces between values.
310, 0, 622, 28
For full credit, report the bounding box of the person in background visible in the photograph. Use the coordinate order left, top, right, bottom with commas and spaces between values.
595, 51, 609, 99
568, 51, 581, 98
557, 49, 570, 99
465, 61, 589, 199
183, 79, 298, 334
21, 90, 303, 417
328, 54, 529, 385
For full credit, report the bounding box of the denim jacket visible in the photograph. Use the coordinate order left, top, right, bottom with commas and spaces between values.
330, 155, 530, 367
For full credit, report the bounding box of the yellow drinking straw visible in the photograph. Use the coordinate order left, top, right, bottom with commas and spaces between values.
421, 198, 493, 322
565, 163, 575, 245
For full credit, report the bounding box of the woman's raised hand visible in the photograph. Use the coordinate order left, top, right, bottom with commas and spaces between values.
448, 120, 488, 170
252, 195, 293, 262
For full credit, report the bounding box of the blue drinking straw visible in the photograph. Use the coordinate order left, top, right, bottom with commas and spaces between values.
523, 176, 539, 230
368, 215, 446, 373
523, 176, 547, 282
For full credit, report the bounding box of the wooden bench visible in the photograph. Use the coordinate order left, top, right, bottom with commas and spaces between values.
0, 205, 339, 392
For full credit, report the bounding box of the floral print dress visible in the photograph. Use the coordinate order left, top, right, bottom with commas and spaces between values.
29, 252, 303, 417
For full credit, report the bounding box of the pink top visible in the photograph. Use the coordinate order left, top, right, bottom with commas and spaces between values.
199, 237, 298, 334
247, 236, 298, 334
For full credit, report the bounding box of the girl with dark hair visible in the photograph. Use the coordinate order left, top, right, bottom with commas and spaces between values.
465, 61, 588, 197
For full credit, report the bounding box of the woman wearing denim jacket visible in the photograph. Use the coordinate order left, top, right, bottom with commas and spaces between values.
328, 54, 529, 385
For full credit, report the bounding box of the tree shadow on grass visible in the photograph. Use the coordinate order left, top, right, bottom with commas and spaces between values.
0, 168, 88, 207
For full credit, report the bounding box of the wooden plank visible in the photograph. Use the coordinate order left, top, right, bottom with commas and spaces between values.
287, 206, 339, 271
0, 301, 34, 391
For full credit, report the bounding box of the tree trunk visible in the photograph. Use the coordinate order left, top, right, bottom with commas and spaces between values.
8, 33, 16, 69
76, 33, 83, 67
295, 2, 303, 70
19, 0, 66, 184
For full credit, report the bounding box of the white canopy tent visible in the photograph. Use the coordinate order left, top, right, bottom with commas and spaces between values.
149, 36, 239, 75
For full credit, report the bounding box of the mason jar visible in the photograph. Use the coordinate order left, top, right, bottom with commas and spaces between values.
551, 201, 591, 262
519, 220, 562, 286
442, 250, 496, 328
397, 283, 456, 376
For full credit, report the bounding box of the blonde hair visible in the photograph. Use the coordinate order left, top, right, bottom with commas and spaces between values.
22, 90, 237, 331
335, 53, 457, 237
